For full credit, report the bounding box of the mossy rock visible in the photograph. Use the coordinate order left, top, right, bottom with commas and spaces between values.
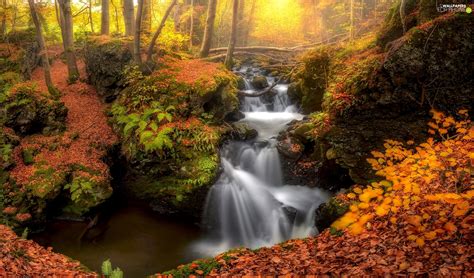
314, 197, 349, 232
84, 36, 133, 102
251, 75, 269, 89
297, 13, 473, 184
111, 59, 239, 217
1, 84, 67, 135
1, 29, 41, 79
377, 0, 439, 48
292, 47, 331, 114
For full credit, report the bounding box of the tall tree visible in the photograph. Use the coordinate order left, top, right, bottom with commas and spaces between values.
88, 0, 94, 33
54, 0, 66, 49
123, 0, 135, 36
199, 0, 217, 57
237, 0, 244, 46
189, 0, 194, 48
27, 0, 55, 92
101, 0, 110, 35
134, 0, 144, 64
142, 0, 151, 33
224, 0, 238, 69
146, 0, 178, 62
400, 0, 406, 34
57, 0, 79, 81
349, 0, 354, 40
110, 0, 119, 33
242, 0, 256, 46
1, 0, 7, 38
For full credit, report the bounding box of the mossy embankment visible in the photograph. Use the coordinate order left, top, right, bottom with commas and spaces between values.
0, 38, 117, 230
109, 58, 240, 218
84, 37, 243, 218
280, 4, 473, 185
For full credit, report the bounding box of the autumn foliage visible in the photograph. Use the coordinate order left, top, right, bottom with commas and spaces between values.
336, 109, 473, 244
158, 109, 473, 276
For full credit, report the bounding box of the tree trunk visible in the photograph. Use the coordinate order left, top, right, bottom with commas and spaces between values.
110, 0, 119, 33
199, 0, 217, 57
1, 0, 6, 38
237, 0, 244, 46
146, 0, 178, 62
173, 2, 182, 32
58, 0, 79, 82
224, 0, 238, 69
189, 0, 194, 48
349, 0, 354, 40
134, 0, 144, 64
142, 0, 151, 33
88, 0, 94, 33
243, 0, 256, 46
123, 0, 135, 36
27, 0, 55, 92
101, 0, 110, 35
55, 0, 67, 50
400, 0, 406, 34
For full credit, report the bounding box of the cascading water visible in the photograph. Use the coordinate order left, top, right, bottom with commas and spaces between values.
192, 66, 330, 256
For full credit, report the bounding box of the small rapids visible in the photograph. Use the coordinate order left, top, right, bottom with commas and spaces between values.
192, 66, 330, 256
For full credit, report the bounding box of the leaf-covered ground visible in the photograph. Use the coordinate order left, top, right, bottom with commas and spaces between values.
10, 59, 117, 186
0, 224, 94, 277
159, 111, 473, 277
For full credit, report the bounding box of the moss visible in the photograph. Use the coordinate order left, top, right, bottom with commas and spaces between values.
63, 173, 112, 215
1, 84, 67, 135
162, 258, 221, 278
315, 197, 349, 232
84, 37, 133, 102
111, 59, 238, 217
21, 149, 34, 166
376, 0, 439, 48
27, 167, 68, 199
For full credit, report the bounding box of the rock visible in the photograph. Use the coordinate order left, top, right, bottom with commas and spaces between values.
84, 37, 133, 102
294, 13, 474, 184
276, 136, 303, 160
291, 48, 330, 113
2, 85, 67, 135
230, 122, 258, 141
236, 76, 246, 90
282, 205, 298, 223
251, 75, 269, 89
111, 59, 239, 219
314, 197, 349, 232
287, 82, 303, 105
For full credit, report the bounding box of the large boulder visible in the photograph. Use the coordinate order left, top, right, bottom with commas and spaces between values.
289, 47, 331, 114
288, 12, 473, 184
0, 29, 41, 79
251, 75, 269, 89
111, 59, 239, 218
84, 37, 133, 102
1, 84, 67, 135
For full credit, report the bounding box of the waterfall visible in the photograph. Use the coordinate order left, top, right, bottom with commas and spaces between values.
192, 66, 330, 256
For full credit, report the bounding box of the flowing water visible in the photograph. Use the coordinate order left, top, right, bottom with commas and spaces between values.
192, 66, 330, 256
32, 66, 330, 275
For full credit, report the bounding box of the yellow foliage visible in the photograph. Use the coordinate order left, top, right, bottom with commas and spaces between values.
329, 109, 472, 247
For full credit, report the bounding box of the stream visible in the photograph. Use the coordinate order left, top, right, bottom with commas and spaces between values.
192, 66, 330, 256
32, 66, 330, 276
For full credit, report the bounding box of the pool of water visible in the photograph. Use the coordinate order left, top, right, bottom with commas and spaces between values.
32, 202, 202, 276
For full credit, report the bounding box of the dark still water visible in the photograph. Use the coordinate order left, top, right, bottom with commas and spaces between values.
32, 203, 201, 277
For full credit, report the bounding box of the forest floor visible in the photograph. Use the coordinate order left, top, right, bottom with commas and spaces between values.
2, 59, 114, 276
0, 224, 94, 276
9, 59, 117, 196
